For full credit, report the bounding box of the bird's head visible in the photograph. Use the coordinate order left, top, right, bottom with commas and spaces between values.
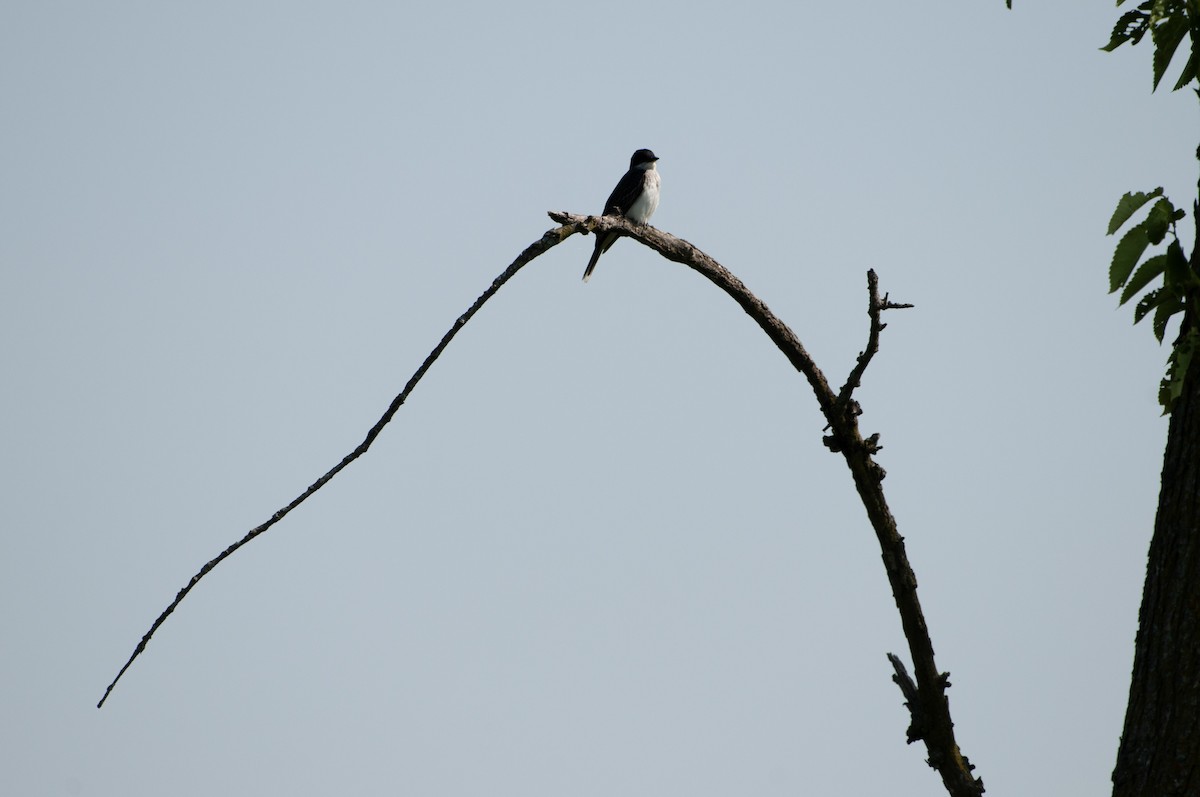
630, 149, 660, 170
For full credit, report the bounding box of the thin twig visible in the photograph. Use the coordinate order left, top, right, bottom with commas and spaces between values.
887, 652, 924, 742
96, 224, 577, 708
837, 269, 914, 412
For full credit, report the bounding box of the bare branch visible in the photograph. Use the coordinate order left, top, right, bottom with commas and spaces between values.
837, 269, 914, 412
100, 211, 984, 796
887, 652, 924, 741
97, 223, 578, 708
552, 215, 981, 794
549, 211, 839, 418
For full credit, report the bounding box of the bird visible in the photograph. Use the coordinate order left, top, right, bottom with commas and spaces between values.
582, 148, 661, 282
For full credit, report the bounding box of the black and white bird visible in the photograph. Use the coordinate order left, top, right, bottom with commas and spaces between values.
582, 148, 661, 282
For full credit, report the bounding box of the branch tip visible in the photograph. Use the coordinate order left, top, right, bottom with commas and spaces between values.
98, 217, 578, 708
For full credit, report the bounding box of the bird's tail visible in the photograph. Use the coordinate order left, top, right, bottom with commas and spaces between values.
582, 233, 614, 282
582, 248, 603, 283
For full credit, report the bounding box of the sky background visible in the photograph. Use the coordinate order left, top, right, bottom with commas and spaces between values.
3, 2, 1197, 795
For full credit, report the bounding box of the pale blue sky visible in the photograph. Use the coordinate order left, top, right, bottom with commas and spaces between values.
2, 2, 1196, 795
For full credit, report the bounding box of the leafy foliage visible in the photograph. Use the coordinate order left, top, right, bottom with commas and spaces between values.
1102, 2, 1200, 414
1162, 327, 1200, 407
1102, 0, 1200, 91
1108, 193, 1198, 412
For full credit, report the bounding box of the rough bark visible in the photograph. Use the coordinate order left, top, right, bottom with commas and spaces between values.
1112, 350, 1200, 797
1112, 179, 1200, 795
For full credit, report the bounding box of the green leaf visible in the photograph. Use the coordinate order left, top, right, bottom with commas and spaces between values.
1153, 295, 1184, 341
1163, 238, 1195, 287
1107, 187, 1164, 235
1111, 223, 1153, 291
1103, 8, 1152, 51
1151, 10, 1190, 90
1160, 328, 1199, 413
1135, 287, 1164, 323
1172, 42, 1200, 90
1145, 197, 1178, 245
1121, 253, 1168, 304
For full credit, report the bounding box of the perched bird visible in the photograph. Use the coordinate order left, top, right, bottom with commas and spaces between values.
582, 148, 661, 282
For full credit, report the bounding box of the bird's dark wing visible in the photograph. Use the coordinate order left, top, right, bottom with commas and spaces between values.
602, 168, 645, 216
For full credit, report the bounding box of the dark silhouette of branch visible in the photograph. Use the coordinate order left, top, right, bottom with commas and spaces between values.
887, 652, 923, 735
547, 212, 839, 414
100, 211, 984, 796
551, 212, 981, 796
96, 224, 577, 709
837, 270, 915, 414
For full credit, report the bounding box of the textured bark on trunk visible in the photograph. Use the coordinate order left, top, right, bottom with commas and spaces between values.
1112, 321, 1200, 796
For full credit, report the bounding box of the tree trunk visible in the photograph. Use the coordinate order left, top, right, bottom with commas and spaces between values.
1112, 314, 1200, 796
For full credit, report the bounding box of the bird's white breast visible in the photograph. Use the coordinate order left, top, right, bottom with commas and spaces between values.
626, 168, 660, 224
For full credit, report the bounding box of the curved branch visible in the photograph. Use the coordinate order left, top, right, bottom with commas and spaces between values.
99, 211, 984, 796
96, 224, 577, 708
549, 211, 839, 417
550, 212, 981, 796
